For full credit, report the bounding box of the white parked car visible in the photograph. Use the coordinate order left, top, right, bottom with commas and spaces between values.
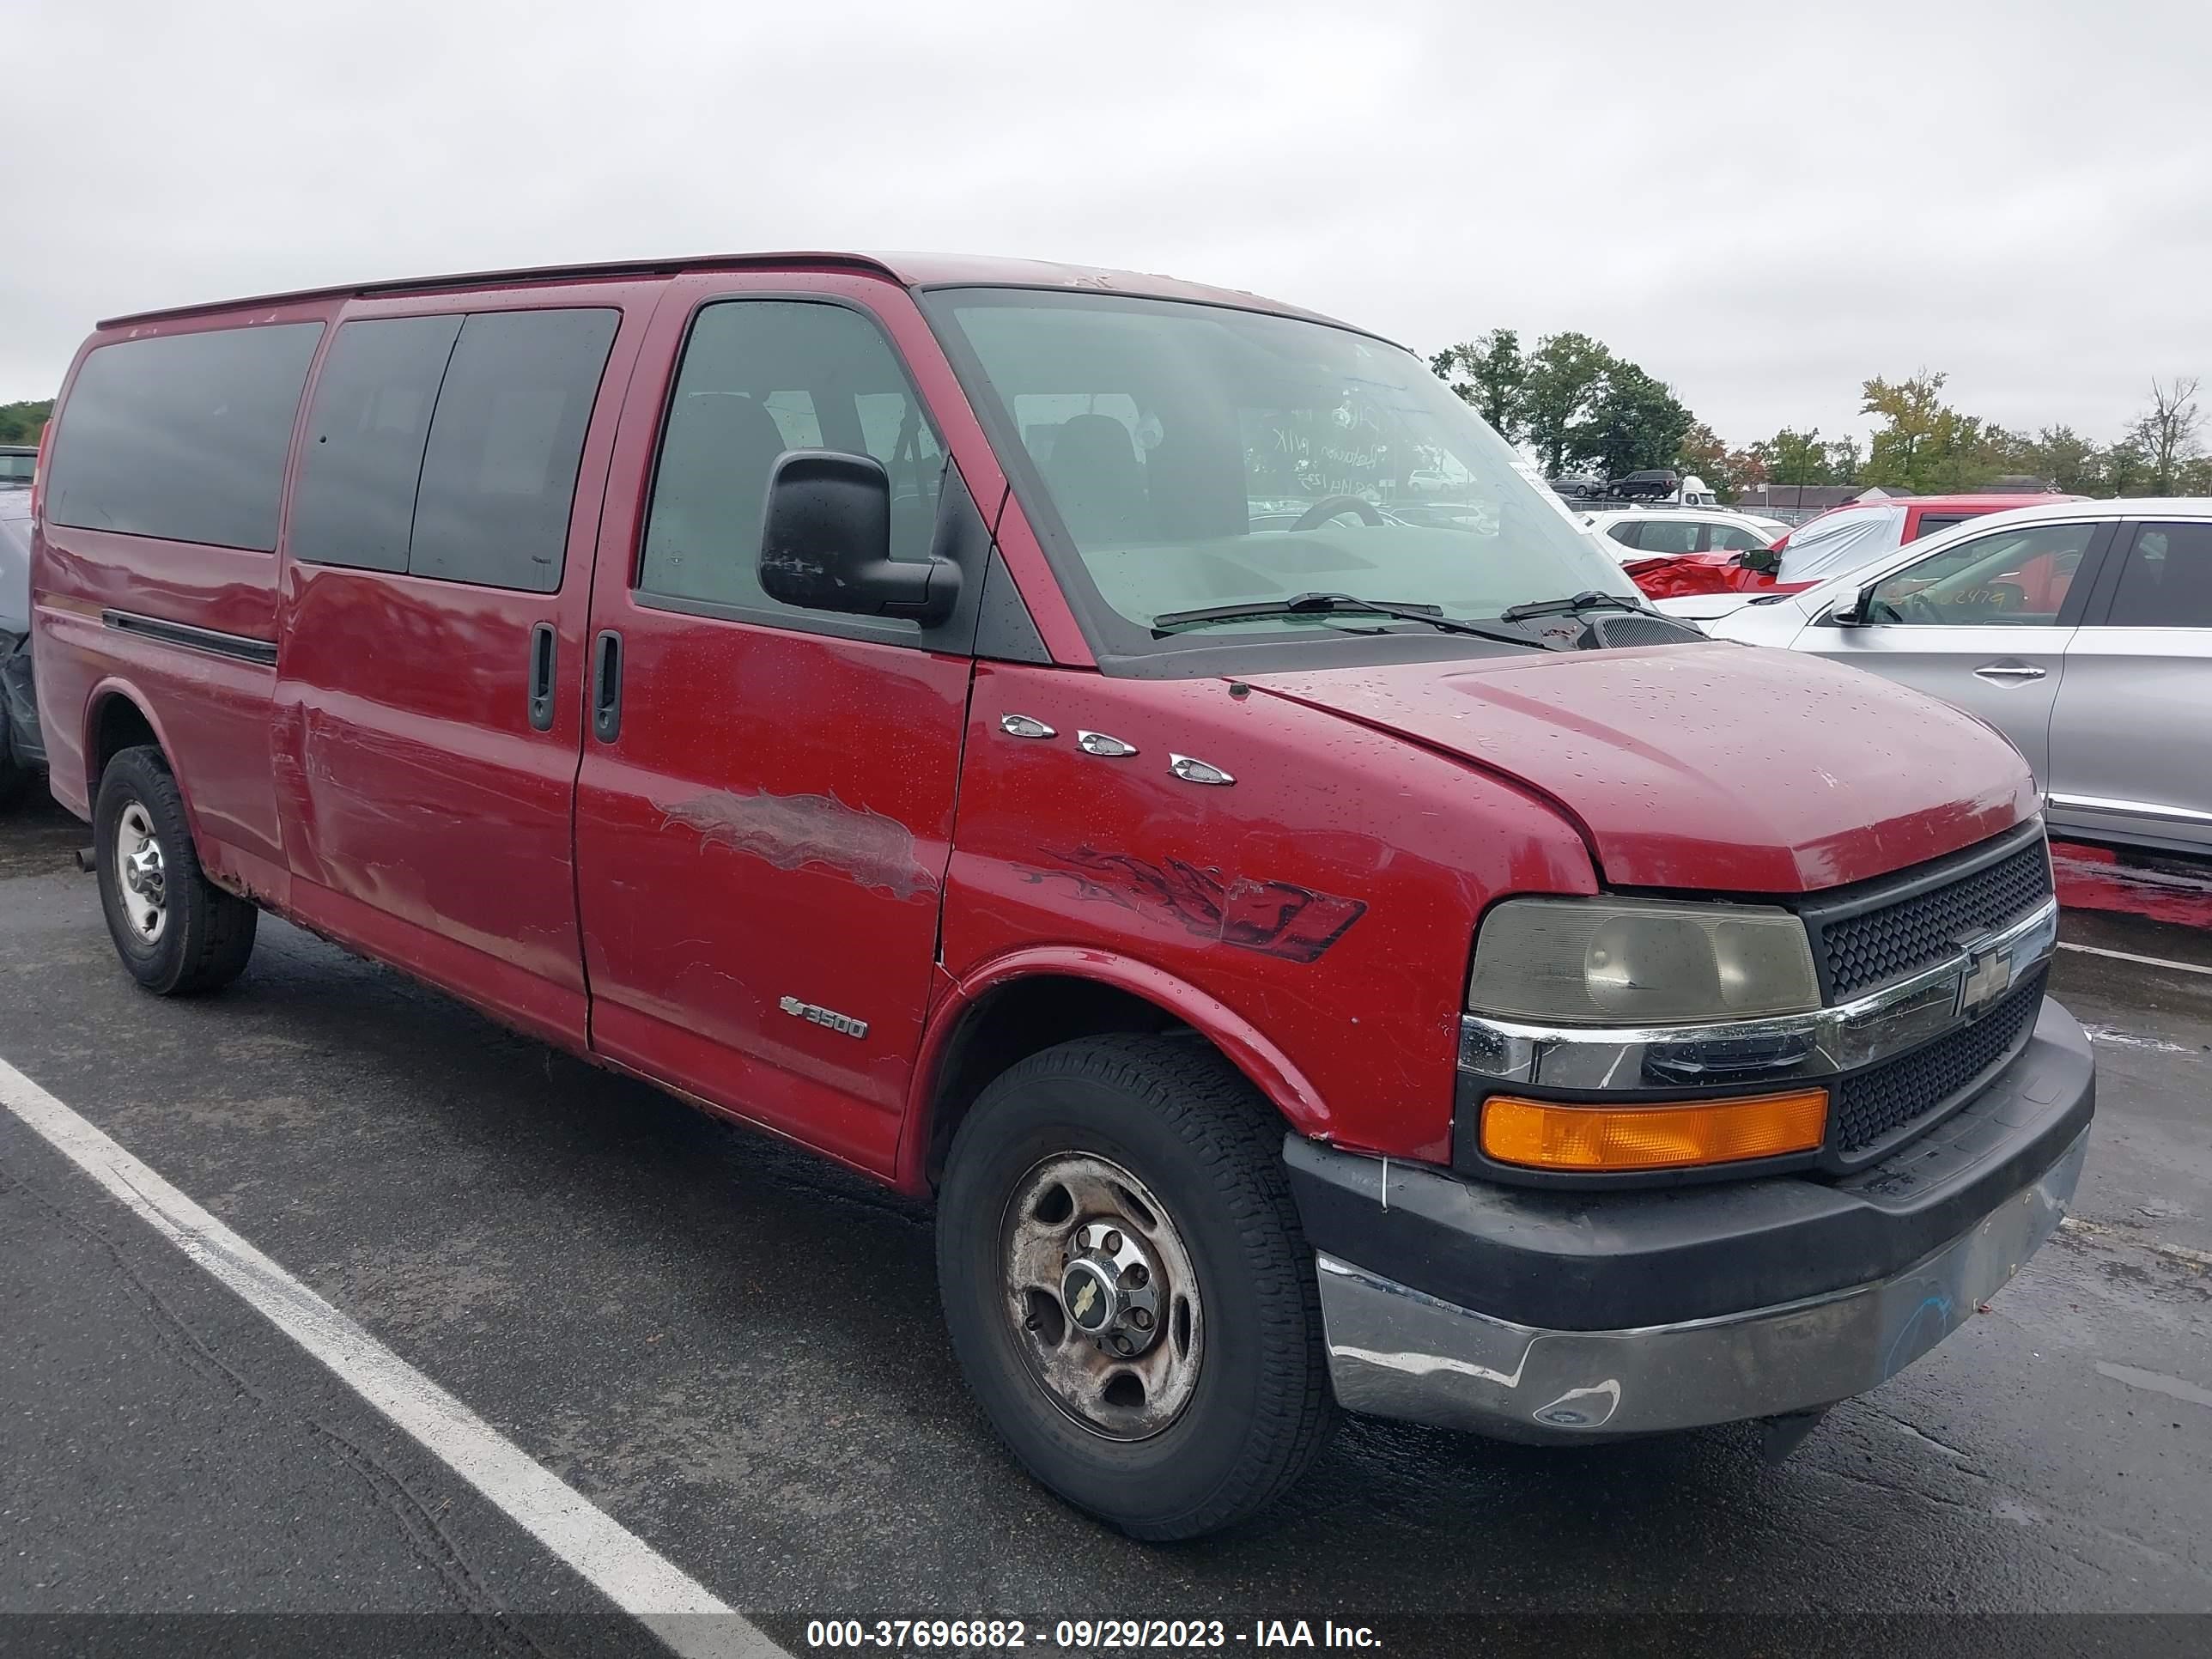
1581, 507, 1789, 558
1705, 498, 2212, 855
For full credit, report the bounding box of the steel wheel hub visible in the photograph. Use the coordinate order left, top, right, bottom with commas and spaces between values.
113, 801, 167, 944
1002, 1152, 1203, 1441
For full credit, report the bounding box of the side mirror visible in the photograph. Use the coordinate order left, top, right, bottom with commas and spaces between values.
757, 450, 961, 625
1826, 586, 1874, 627
1736, 546, 1781, 577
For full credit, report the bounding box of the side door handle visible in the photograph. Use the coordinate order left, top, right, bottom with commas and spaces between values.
527, 623, 557, 732
592, 629, 623, 742
1973, 660, 2047, 683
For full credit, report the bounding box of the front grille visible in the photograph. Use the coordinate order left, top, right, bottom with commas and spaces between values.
1834, 967, 2045, 1154
1821, 840, 2051, 999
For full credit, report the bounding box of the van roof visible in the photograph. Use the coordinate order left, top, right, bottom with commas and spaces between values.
96, 250, 1368, 336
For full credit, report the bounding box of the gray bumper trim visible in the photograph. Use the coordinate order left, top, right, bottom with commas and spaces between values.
1316, 1128, 2087, 1442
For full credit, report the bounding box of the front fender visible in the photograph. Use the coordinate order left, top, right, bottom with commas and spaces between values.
896, 945, 1332, 1194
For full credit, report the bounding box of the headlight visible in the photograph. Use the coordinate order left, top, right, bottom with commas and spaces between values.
1468, 896, 1820, 1025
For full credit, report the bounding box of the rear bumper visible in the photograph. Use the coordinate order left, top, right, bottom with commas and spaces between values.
1291, 997, 2094, 1441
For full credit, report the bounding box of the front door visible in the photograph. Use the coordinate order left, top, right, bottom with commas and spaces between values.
574, 275, 981, 1176
1801, 518, 2112, 779
2048, 520, 2212, 850
273, 292, 647, 1048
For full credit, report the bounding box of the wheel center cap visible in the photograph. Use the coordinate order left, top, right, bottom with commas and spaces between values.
1060, 1259, 1119, 1334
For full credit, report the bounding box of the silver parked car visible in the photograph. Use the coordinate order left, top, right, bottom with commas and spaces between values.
1705, 499, 2212, 855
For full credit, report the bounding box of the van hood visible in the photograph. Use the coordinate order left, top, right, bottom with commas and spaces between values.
1248, 642, 2039, 892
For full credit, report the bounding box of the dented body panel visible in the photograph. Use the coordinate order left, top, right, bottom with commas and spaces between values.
931, 663, 1597, 1166
1249, 645, 2039, 892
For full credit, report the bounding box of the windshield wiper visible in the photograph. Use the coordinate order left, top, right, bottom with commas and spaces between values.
1498, 589, 1650, 623
1152, 592, 1551, 650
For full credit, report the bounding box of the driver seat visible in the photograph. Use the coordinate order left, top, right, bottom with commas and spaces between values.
1043, 414, 1150, 545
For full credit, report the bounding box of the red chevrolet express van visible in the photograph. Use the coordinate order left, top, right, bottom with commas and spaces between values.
32, 253, 2090, 1538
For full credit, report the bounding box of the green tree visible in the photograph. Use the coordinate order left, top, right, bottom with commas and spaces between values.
1826, 434, 1863, 484
0, 399, 52, 445
2100, 434, 2154, 496
1520, 331, 1615, 477
1859, 371, 1954, 491
1429, 329, 1528, 437
1574, 360, 1692, 477
1752, 427, 1837, 486
2022, 425, 2100, 494
1860, 371, 2014, 493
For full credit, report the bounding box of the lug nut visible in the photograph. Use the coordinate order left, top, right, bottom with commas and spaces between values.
1130, 1307, 1153, 1330
1103, 1229, 1124, 1254
1123, 1263, 1149, 1289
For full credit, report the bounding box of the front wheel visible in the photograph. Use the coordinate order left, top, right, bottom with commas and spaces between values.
937, 1035, 1336, 1540
94, 744, 257, 995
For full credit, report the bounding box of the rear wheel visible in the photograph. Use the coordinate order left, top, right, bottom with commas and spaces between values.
936, 1034, 1335, 1540
94, 745, 257, 994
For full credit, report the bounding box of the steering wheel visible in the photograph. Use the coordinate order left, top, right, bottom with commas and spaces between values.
1291, 495, 1386, 531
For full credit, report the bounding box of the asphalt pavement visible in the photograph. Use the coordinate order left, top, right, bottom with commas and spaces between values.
2, 787, 2208, 1656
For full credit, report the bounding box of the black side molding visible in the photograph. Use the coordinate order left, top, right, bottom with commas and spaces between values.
102, 610, 278, 667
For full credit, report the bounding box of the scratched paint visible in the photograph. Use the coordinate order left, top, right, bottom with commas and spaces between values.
1030, 846, 1366, 963
658, 788, 932, 900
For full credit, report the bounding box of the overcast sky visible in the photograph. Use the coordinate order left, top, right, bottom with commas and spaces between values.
11, 0, 2210, 451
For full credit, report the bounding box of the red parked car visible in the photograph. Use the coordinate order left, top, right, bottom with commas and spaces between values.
32, 253, 2090, 1537
1627, 492, 2086, 605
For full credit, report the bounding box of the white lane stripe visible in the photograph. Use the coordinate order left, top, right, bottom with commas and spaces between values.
0, 1054, 786, 1659
2056, 939, 2212, 978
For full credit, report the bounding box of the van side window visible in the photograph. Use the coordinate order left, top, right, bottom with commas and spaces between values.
291, 315, 463, 573
639, 301, 943, 621
409, 309, 620, 592
46, 322, 325, 550
289, 307, 617, 592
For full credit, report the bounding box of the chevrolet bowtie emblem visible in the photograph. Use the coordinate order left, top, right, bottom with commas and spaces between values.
1958, 939, 2014, 1018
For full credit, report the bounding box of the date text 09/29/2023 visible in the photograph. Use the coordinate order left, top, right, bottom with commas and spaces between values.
804, 1619, 1382, 1650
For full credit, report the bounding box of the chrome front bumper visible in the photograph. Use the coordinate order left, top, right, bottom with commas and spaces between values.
1316, 1128, 2087, 1442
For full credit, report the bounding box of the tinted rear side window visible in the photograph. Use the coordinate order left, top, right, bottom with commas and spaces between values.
407, 309, 619, 592
46, 322, 324, 550
290, 315, 463, 573
1909, 513, 1973, 541
2106, 523, 2212, 628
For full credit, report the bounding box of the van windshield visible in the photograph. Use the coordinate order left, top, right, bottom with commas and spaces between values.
926, 289, 1638, 660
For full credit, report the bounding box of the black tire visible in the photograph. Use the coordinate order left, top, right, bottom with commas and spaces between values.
0, 753, 27, 810
937, 1034, 1336, 1540
94, 744, 257, 995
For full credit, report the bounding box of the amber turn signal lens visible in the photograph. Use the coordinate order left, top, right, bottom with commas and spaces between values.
1480, 1089, 1829, 1172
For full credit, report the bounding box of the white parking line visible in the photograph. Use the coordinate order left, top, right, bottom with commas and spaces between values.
0, 1054, 787, 1659
2057, 939, 2212, 978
